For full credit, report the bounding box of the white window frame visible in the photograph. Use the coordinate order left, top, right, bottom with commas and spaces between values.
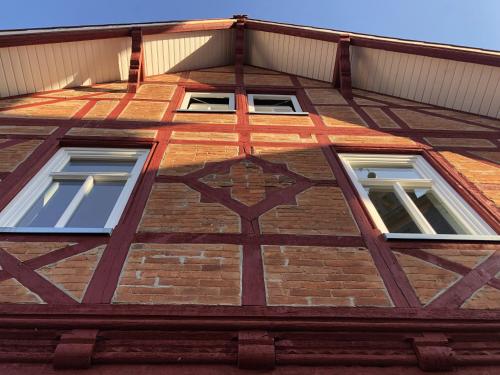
339, 153, 499, 241
179, 92, 235, 112
0, 147, 149, 234
247, 94, 308, 115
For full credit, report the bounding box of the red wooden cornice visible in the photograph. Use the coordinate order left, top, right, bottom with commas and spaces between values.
0, 19, 236, 47
245, 19, 500, 67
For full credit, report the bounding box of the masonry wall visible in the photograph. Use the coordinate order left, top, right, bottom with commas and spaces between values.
0, 64, 498, 312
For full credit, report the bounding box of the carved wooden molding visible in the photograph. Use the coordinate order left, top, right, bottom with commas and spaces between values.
53, 329, 98, 369
127, 28, 144, 94
238, 330, 275, 370
412, 333, 454, 372
338, 35, 353, 99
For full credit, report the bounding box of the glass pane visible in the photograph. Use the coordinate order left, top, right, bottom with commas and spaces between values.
407, 188, 464, 234
66, 181, 125, 228
62, 159, 135, 173
17, 180, 82, 227
367, 188, 421, 233
354, 166, 421, 180
188, 97, 229, 111
254, 98, 295, 112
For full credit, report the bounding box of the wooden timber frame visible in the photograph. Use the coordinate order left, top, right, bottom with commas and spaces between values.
0, 16, 498, 375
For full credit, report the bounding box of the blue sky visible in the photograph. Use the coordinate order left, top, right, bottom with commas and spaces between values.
1, 0, 499, 50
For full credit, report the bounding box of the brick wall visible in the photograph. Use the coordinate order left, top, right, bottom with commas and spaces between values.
0, 63, 497, 311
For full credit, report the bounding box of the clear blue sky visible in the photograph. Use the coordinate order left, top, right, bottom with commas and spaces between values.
1, 0, 499, 50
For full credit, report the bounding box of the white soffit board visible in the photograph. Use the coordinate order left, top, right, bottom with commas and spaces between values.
246, 30, 337, 82
351, 46, 500, 119
0, 37, 131, 98
143, 29, 235, 76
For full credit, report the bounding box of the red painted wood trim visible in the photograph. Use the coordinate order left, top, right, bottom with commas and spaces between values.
428, 252, 500, 308
0, 20, 235, 48
127, 28, 144, 94
2, 303, 500, 320
0, 246, 77, 304
337, 36, 353, 99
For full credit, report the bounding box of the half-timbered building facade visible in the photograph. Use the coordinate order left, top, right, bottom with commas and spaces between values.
0, 15, 499, 374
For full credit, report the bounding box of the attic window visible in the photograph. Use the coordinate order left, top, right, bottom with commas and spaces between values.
248, 94, 307, 115
179, 92, 235, 112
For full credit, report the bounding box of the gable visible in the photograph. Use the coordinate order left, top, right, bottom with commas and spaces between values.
0, 18, 499, 119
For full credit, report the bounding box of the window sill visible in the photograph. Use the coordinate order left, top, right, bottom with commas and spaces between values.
0, 227, 113, 235
384, 233, 500, 242
175, 109, 236, 114
248, 111, 309, 116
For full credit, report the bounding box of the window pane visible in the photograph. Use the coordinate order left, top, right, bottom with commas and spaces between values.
354, 167, 421, 180
62, 159, 135, 173
254, 98, 295, 112
407, 188, 464, 234
66, 181, 125, 228
188, 97, 230, 111
367, 188, 421, 233
17, 180, 82, 227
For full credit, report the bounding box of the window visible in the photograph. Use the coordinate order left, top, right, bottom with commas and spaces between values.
340, 154, 498, 241
179, 92, 235, 112
248, 94, 306, 114
0, 147, 149, 234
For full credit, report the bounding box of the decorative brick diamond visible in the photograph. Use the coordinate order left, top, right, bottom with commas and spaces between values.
200, 160, 295, 206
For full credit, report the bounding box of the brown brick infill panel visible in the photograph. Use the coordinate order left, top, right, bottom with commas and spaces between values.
293, 75, 420, 308
0, 246, 77, 304
0, 239, 107, 283
0, 90, 116, 113
0, 126, 68, 212
428, 251, 500, 309
423, 150, 500, 233
82, 74, 188, 303
394, 248, 500, 290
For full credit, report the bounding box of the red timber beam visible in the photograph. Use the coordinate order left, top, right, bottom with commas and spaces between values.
233, 14, 247, 78
127, 28, 144, 93
245, 20, 500, 67
333, 34, 353, 99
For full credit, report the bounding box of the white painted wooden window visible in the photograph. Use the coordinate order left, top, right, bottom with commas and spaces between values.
248, 94, 307, 114
340, 154, 498, 241
179, 92, 235, 112
0, 147, 149, 234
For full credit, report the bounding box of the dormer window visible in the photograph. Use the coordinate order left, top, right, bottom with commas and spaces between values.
248, 94, 307, 114
179, 92, 235, 112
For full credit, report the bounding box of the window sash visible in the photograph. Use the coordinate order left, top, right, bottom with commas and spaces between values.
0, 147, 148, 233
179, 92, 235, 112
247, 94, 306, 114
340, 153, 497, 240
